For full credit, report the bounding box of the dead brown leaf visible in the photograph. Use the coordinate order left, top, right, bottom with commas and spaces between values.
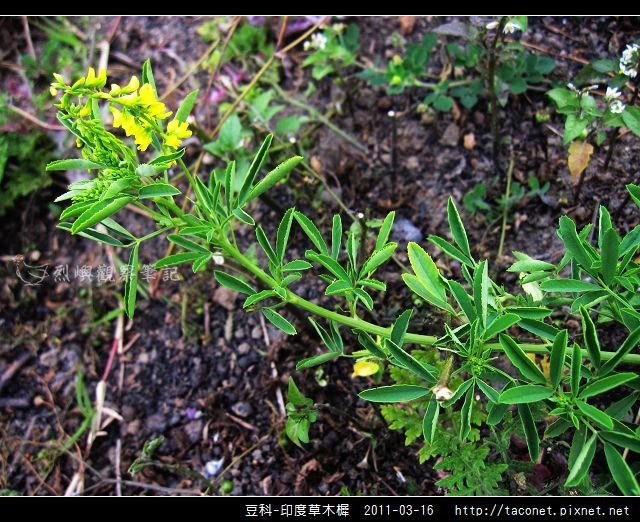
310, 156, 322, 173
567, 140, 594, 186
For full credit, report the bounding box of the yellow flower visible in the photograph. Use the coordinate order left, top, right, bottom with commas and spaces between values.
85, 67, 107, 88
111, 107, 153, 151
138, 84, 172, 119
352, 360, 380, 378
164, 118, 192, 149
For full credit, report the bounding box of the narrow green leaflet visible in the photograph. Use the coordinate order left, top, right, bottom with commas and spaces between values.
262, 308, 296, 335
403, 242, 452, 312
476, 379, 499, 403
359, 384, 430, 403
232, 207, 255, 226
447, 197, 471, 258
604, 443, 640, 496
276, 208, 295, 263
598, 325, 640, 377
168, 234, 209, 254
256, 226, 277, 265
296, 352, 339, 370
155, 252, 201, 268
550, 329, 568, 389
484, 313, 519, 340
499, 385, 552, 404
448, 280, 476, 321
360, 243, 397, 277
175, 89, 199, 122
294, 212, 328, 255
580, 373, 637, 400
579, 306, 601, 368
499, 334, 547, 384
558, 216, 594, 272
518, 403, 540, 462
422, 398, 439, 444
46, 158, 105, 171
214, 271, 256, 295
356, 331, 387, 359
71, 196, 134, 234
601, 228, 619, 285
331, 215, 342, 260
283, 260, 312, 271
540, 279, 602, 293
473, 260, 489, 326
243, 290, 276, 309
238, 134, 273, 204
385, 339, 437, 384
307, 252, 350, 282
576, 400, 614, 430
246, 156, 303, 202
459, 387, 473, 441
600, 431, 640, 454
390, 309, 413, 347
124, 243, 139, 319
507, 252, 556, 273
375, 211, 395, 251
570, 342, 582, 396
565, 433, 597, 487
429, 235, 474, 267
57, 222, 125, 247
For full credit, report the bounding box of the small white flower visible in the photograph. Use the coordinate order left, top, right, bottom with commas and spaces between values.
288, 136, 297, 144
486, 21, 499, 30
620, 42, 639, 78
213, 255, 225, 265
610, 99, 626, 114
310, 32, 327, 50
331, 23, 346, 34
605, 86, 622, 101
567, 82, 577, 92
433, 384, 453, 401
589, 84, 599, 91
503, 21, 521, 34
303, 40, 312, 51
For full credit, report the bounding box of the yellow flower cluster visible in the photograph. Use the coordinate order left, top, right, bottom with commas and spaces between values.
352, 360, 380, 378
109, 79, 172, 151
165, 119, 192, 149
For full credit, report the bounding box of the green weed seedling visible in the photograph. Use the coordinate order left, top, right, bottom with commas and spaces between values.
50, 62, 640, 496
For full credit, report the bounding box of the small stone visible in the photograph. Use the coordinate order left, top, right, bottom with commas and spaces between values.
121, 405, 136, 422
237, 352, 258, 370
237, 342, 251, 355
251, 326, 262, 339
213, 286, 236, 311
440, 123, 460, 147
184, 419, 203, 443
127, 419, 141, 436
145, 413, 167, 432
231, 402, 253, 418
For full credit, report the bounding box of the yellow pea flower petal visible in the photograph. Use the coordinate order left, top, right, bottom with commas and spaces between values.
352, 360, 380, 378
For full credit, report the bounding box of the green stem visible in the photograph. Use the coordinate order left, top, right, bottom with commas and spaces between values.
496, 153, 514, 259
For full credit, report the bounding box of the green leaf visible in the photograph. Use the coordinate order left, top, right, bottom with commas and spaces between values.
390, 309, 413, 347
124, 243, 139, 319
331, 215, 342, 260
558, 216, 594, 272
518, 318, 559, 341
428, 235, 474, 267
448, 280, 476, 321
359, 384, 430, 403
141, 59, 157, 96
175, 89, 199, 122
375, 211, 395, 251
256, 226, 277, 266
262, 308, 296, 335
499, 385, 552, 404
507, 252, 555, 273
518, 403, 540, 462
307, 252, 350, 282
599, 325, 640, 377
484, 313, 519, 340
505, 307, 552, 319
476, 379, 499, 403
384, 339, 437, 384
155, 251, 201, 268
473, 261, 489, 327
571, 342, 582, 397
581, 373, 637, 399
577, 400, 614, 430
354, 288, 374, 310
356, 331, 387, 359
550, 329, 568, 390
325, 280, 352, 295
46, 158, 105, 171
499, 334, 547, 384
600, 431, 640, 454
136, 163, 172, 177
192, 254, 210, 273
283, 260, 312, 271
149, 149, 185, 166
360, 243, 397, 277
168, 234, 209, 254
579, 306, 601, 368
459, 387, 473, 441
443, 379, 474, 408
622, 106, 640, 138
57, 222, 125, 247
193, 174, 215, 214
214, 271, 255, 295
232, 207, 255, 226
243, 290, 276, 309
606, 394, 638, 420
359, 279, 387, 292
604, 443, 640, 495
601, 228, 619, 285
540, 279, 601, 292
239, 134, 273, 204
276, 208, 295, 263
422, 398, 439, 444
403, 242, 452, 312
71, 196, 134, 234
294, 212, 328, 255
447, 197, 471, 258
296, 352, 339, 370
545, 418, 572, 438
245, 155, 303, 203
